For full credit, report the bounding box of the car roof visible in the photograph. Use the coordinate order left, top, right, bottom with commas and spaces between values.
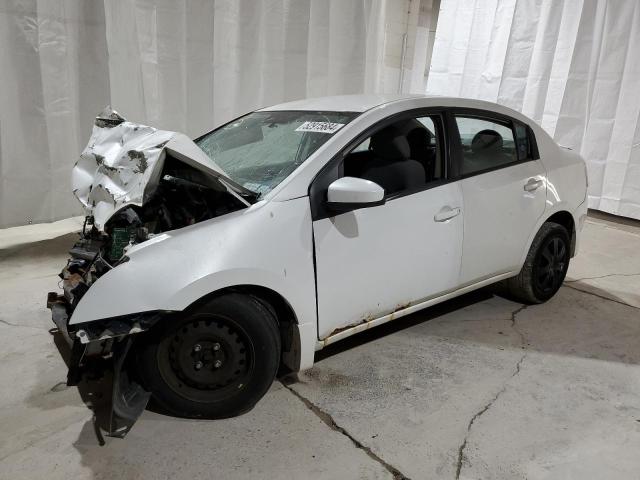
260, 93, 528, 116
260, 94, 432, 113
259, 94, 536, 127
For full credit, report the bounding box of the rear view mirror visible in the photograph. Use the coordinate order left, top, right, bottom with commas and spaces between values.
326, 177, 385, 213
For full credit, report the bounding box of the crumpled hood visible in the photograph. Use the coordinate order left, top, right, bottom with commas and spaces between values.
72, 107, 253, 231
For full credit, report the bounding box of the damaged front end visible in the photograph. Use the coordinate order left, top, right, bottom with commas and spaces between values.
47, 108, 254, 440
47, 258, 162, 441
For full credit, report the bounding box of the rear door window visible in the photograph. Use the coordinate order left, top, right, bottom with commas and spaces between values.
454, 116, 518, 176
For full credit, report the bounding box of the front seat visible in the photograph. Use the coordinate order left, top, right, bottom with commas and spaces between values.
360, 126, 426, 195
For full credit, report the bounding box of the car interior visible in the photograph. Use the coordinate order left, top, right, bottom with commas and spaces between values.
459, 129, 517, 174
340, 114, 527, 197
455, 113, 520, 175
343, 117, 442, 196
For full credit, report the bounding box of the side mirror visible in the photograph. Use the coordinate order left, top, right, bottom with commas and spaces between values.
326, 177, 385, 213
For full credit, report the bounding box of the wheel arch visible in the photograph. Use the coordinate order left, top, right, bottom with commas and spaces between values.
545, 210, 576, 257
518, 208, 578, 273
182, 284, 302, 372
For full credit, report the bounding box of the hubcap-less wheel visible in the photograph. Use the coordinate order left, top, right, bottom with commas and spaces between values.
157, 314, 254, 404
136, 293, 281, 418
533, 234, 568, 296
497, 222, 571, 304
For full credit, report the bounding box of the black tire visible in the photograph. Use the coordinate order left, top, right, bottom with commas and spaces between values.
499, 222, 570, 304
136, 293, 280, 418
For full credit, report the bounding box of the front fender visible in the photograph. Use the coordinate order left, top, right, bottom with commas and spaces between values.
69, 264, 292, 324
70, 197, 317, 335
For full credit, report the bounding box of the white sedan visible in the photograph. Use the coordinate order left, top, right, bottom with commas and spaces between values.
48, 94, 588, 436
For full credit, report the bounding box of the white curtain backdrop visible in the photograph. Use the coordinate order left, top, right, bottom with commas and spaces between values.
103, 0, 387, 135
427, 0, 640, 220
0, 1, 111, 228
2, 0, 428, 228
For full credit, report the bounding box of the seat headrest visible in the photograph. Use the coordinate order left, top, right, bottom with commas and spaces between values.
407, 127, 431, 146
471, 129, 503, 152
370, 126, 410, 160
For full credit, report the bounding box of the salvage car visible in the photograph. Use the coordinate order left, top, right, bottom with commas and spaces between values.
47, 95, 588, 437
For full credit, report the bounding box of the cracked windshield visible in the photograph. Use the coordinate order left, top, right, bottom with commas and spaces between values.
196, 110, 358, 197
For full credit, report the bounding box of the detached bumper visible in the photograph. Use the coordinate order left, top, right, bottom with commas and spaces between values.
46, 292, 165, 440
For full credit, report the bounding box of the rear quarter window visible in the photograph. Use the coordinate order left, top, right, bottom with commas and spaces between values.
515, 122, 532, 161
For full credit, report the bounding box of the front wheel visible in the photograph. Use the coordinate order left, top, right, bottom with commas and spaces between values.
500, 222, 571, 304
136, 293, 281, 418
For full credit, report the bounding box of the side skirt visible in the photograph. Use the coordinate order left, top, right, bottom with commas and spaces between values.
315, 271, 516, 350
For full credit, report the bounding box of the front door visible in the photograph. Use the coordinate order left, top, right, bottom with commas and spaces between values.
311, 113, 464, 339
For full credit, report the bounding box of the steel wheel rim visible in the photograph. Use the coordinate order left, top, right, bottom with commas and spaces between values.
157, 314, 254, 404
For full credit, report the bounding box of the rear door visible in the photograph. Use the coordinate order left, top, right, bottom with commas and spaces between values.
450, 110, 547, 285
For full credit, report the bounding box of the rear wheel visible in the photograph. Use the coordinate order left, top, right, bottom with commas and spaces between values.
136, 293, 280, 418
500, 222, 570, 304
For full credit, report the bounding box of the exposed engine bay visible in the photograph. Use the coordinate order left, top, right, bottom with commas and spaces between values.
62, 155, 248, 313
47, 108, 253, 440
60, 107, 253, 313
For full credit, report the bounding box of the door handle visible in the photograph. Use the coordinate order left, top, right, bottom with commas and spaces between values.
524, 178, 543, 192
434, 206, 461, 222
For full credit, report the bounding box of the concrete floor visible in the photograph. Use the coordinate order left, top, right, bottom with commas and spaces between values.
0, 214, 639, 479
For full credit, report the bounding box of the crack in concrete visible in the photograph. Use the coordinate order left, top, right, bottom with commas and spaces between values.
280, 380, 410, 480
510, 305, 528, 349
455, 304, 529, 479
563, 284, 639, 310
454, 353, 527, 480
566, 272, 640, 283
0, 318, 45, 331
